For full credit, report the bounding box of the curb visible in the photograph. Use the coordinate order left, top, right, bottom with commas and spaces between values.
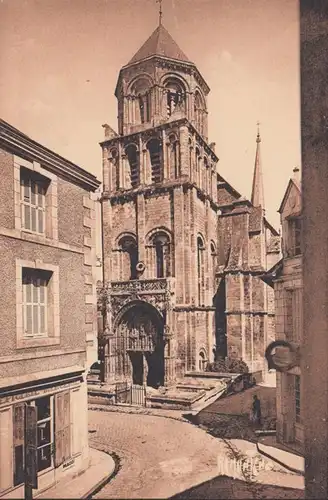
88, 404, 191, 424
256, 442, 304, 476
82, 449, 118, 499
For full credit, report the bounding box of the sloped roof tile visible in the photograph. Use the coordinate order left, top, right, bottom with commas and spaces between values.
128, 24, 191, 65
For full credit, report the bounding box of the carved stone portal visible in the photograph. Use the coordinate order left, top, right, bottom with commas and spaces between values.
108, 302, 165, 388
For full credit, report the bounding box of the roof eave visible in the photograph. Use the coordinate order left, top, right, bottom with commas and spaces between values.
0, 120, 100, 191
115, 55, 210, 96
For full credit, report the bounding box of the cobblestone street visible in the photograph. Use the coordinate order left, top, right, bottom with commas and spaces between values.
89, 409, 224, 499
88, 408, 304, 499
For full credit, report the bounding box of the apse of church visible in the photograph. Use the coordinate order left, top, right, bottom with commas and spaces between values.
100, 22, 280, 387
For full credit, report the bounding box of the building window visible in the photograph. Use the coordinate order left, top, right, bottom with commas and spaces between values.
17, 260, 59, 349
165, 80, 185, 118
210, 242, 216, 283
168, 134, 179, 179
138, 93, 150, 124
13, 396, 54, 488
148, 138, 163, 183
198, 351, 207, 371
197, 236, 205, 305
36, 396, 53, 472
22, 268, 51, 338
110, 148, 119, 191
125, 144, 140, 188
195, 147, 201, 188
152, 233, 171, 278
20, 168, 48, 234
119, 235, 138, 280
288, 217, 302, 257
295, 375, 301, 423
130, 77, 151, 125
194, 91, 205, 136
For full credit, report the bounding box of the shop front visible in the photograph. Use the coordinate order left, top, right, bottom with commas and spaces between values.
0, 368, 89, 499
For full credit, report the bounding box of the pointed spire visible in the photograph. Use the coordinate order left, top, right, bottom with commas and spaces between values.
251, 122, 265, 210
127, 24, 191, 66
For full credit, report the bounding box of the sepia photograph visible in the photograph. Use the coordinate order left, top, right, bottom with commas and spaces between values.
0, 0, 327, 498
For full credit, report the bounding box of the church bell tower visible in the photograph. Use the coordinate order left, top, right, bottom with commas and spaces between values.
101, 13, 219, 386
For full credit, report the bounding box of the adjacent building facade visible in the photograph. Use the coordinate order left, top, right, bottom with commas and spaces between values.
100, 22, 280, 388
0, 120, 100, 497
262, 167, 303, 451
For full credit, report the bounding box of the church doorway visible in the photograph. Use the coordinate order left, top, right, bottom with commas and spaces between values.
129, 351, 144, 385
114, 302, 165, 388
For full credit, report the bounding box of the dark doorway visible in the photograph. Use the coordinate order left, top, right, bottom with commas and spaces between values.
129, 352, 144, 385
146, 345, 165, 388
214, 279, 227, 359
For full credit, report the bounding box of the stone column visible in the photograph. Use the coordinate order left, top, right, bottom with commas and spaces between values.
102, 147, 110, 192
301, 2, 328, 498
136, 193, 146, 264
139, 136, 144, 185
178, 125, 190, 178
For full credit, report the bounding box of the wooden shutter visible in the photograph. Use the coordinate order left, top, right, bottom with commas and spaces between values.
13, 404, 25, 486
55, 391, 71, 467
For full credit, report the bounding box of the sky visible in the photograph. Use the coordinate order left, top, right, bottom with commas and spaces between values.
0, 0, 301, 228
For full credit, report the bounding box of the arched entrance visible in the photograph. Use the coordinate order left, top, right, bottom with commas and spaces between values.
114, 302, 165, 388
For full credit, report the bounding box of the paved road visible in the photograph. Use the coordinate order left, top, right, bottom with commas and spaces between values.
88, 409, 303, 499
88, 409, 228, 499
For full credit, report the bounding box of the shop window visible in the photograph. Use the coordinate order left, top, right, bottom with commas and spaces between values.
36, 396, 53, 472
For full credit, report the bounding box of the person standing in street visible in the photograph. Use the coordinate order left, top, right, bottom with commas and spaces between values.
251, 394, 262, 426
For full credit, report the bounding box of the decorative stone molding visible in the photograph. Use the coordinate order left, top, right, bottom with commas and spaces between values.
108, 278, 175, 322
83, 193, 98, 367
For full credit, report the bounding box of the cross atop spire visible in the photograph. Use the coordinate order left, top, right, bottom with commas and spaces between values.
251, 122, 265, 210
256, 121, 261, 143
156, 0, 163, 25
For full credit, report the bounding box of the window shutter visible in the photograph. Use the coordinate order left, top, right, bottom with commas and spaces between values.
13, 404, 25, 486
54, 391, 71, 467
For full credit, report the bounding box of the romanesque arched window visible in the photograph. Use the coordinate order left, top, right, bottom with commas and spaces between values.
130, 77, 152, 125
188, 137, 193, 177
119, 235, 138, 280
147, 138, 163, 183
125, 144, 139, 188
147, 230, 172, 279
210, 241, 217, 283
198, 349, 208, 371
195, 147, 201, 188
153, 233, 171, 278
203, 156, 209, 193
168, 134, 179, 178
197, 235, 205, 305
164, 79, 185, 118
110, 148, 119, 191
194, 91, 205, 135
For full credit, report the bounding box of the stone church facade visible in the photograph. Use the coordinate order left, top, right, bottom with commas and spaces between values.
100, 22, 280, 387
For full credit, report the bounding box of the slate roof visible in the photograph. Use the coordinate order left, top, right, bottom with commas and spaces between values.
128, 24, 191, 65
